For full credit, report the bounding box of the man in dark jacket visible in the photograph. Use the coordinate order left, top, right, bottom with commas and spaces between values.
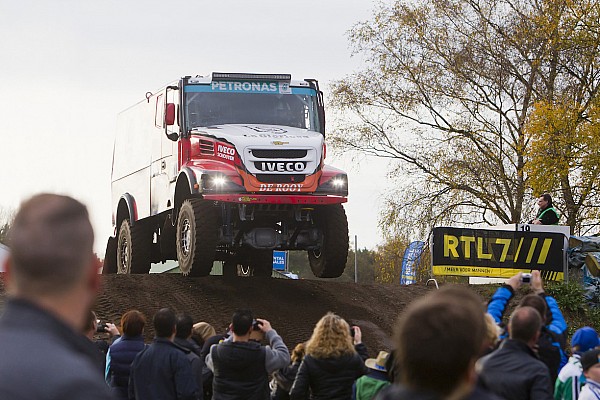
530, 193, 560, 225
175, 314, 205, 400
129, 308, 199, 400
487, 270, 567, 381
206, 309, 290, 400
0, 194, 112, 399
479, 306, 554, 400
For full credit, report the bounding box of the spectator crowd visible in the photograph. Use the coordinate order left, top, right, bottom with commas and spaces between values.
1, 193, 600, 400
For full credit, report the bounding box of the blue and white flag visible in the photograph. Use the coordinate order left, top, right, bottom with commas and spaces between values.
400, 241, 426, 285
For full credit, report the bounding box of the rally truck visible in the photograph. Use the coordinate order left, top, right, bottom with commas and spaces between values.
103, 72, 349, 277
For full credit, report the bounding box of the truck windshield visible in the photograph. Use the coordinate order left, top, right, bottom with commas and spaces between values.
184, 88, 320, 132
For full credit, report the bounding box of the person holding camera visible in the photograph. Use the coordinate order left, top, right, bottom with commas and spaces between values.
206, 309, 290, 400
289, 312, 368, 400
83, 310, 120, 373
487, 270, 568, 382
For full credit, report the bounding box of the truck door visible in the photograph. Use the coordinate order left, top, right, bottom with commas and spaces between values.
150, 88, 179, 215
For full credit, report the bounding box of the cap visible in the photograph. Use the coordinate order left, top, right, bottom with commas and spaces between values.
581, 349, 600, 371
572, 327, 600, 353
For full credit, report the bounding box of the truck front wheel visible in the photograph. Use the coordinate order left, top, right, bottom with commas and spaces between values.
308, 204, 349, 278
117, 219, 151, 274
176, 199, 218, 277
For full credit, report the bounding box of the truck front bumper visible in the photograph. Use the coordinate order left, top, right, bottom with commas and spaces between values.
202, 194, 347, 205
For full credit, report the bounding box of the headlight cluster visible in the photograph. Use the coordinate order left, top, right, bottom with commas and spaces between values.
316, 175, 348, 196
201, 174, 244, 193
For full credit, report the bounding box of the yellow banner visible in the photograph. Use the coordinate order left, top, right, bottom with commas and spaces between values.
432, 265, 564, 281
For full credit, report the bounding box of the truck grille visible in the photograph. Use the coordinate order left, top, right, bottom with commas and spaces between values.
251, 149, 307, 159
256, 174, 306, 183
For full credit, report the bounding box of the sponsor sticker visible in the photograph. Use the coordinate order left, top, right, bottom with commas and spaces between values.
209, 81, 291, 94
259, 183, 304, 192
216, 143, 235, 161
238, 196, 259, 202
255, 161, 306, 172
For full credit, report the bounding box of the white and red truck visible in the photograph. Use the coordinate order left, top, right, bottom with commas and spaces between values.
103, 72, 348, 277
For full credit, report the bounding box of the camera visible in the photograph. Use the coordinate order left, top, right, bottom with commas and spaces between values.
252, 319, 262, 331
96, 319, 108, 333
521, 273, 532, 284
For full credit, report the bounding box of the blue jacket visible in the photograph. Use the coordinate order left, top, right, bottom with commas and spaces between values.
106, 334, 146, 399
487, 285, 568, 377
129, 337, 199, 400
0, 299, 112, 400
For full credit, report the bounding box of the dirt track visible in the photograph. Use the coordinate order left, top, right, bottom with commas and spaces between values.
0, 275, 501, 355
93, 275, 441, 355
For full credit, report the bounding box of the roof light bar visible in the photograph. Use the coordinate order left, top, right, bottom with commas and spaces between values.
212, 72, 291, 82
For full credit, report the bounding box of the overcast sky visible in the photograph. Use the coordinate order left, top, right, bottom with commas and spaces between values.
0, 0, 392, 254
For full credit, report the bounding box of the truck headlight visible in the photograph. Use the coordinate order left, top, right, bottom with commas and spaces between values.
316, 174, 348, 195
212, 176, 227, 187
200, 173, 246, 193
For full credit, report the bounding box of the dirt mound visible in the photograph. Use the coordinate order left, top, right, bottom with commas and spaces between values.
94, 275, 439, 355
0, 275, 503, 355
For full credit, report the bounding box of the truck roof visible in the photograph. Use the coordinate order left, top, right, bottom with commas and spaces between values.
187, 72, 313, 88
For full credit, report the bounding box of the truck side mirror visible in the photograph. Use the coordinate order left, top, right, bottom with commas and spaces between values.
165, 103, 175, 126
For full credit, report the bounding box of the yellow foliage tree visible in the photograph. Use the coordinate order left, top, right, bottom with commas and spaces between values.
526, 99, 600, 233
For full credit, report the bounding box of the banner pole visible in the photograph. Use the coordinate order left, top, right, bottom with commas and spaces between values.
354, 235, 358, 283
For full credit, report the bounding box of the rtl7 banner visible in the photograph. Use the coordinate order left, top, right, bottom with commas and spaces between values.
431, 227, 565, 281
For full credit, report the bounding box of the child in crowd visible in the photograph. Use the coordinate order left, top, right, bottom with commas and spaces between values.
555, 326, 599, 400
580, 349, 600, 400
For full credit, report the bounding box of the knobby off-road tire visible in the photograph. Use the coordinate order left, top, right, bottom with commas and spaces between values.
102, 236, 117, 274
176, 199, 218, 277
308, 204, 349, 278
117, 219, 151, 274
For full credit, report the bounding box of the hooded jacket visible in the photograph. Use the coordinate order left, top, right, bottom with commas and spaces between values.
289, 352, 367, 400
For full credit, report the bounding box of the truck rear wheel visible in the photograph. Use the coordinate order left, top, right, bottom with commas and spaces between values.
308, 204, 349, 278
102, 236, 117, 274
117, 219, 151, 274
176, 199, 218, 277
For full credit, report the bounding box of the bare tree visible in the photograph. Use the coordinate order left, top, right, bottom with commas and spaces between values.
331, 0, 600, 235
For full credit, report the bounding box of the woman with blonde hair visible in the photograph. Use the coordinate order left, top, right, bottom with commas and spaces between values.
191, 321, 217, 348
290, 312, 367, 400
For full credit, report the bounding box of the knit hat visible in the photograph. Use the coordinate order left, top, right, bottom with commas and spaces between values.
365, 351, 389, 372
571, 327, 600, 353
581, 349, 600, 371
